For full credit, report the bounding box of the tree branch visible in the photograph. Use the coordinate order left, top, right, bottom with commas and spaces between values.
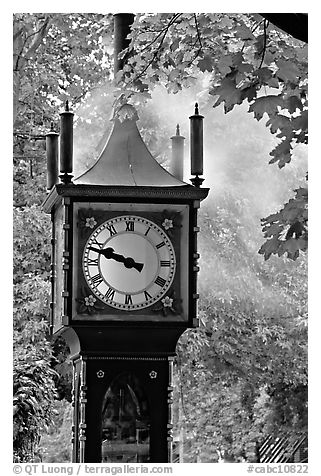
138, 13, 183, 54
193, 13, 203, 50
125, 13, 183, 86
23, 16, 51, 61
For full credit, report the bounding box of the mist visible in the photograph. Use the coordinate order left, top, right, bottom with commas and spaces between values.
145, 84, 307, 222
72, 77, 307, 231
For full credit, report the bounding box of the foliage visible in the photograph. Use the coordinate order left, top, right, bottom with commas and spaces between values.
38, 400, 73, 462
13, 13, 112, 128
174, 191, 307, 461
116, 13, 308, 260
13, 204, 57, 461
259, 187, 308, 260
12, 13, 116, 461
13, 332, 58, 462
13, 206, 51, 279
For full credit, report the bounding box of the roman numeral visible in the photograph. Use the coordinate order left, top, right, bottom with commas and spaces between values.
155, 276, 166, 287
92, 237, 104, 248
125, 221, 135, 232
87, 257, 98, 266
160, 260, 170, 267
125, 294, 133, 305
144, 227, 151, 236
105, 287, 115, 301
156, 241, 165, 249
106, 224, 117, 236
144, 290, 152, 300
90, 273, 103, 286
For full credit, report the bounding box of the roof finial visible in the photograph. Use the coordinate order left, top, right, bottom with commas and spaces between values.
65, 100, 69, 112
176, 124, 180, 136
50, 121, 54, 131
195, 102, 199, 115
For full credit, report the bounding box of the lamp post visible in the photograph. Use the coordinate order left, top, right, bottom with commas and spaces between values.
59, 100, 74, 184
170, 124, 185, 181
46, 122, 59, 191
190, 103, 204, 187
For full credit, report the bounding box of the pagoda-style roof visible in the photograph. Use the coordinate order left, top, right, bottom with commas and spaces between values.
74, 104, 188, 187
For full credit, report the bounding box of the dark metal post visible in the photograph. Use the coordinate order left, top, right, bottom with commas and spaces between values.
114, 13, 135, 75
59, 100, 74, 184
46, 122, 59, 190
190, 103, 204, 187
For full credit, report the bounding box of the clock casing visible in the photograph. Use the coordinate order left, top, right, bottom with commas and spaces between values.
43, 183, 208, 336
74, 201, 188, 322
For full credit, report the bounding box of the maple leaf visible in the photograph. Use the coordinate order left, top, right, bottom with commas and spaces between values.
249, 95, 284, 121
237, 62, 254, 75
211, 76, 243, 113
235, 24, 255, 41
269, 139, 292, 168
262, 222, 283, 238
240, 85, 257, 103
276, 59, 300, 82
255, 67, 273, 84
265, 76, 280, 89
198, 55, 214, 72
283, 238, 301, 258
285, 95, 304, 114
292, 110, 308, 133
216, 55, 234, 77
258, 236, 280, 261
231, 52, 244, 68
266, 114, 292, 135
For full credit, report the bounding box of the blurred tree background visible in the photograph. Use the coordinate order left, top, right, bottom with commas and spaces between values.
13, 13, 307, 462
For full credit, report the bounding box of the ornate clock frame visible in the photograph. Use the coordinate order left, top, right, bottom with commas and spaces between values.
44, 183, 207, 335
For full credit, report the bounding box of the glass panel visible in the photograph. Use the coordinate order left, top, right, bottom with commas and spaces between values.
101, 372, 150, 462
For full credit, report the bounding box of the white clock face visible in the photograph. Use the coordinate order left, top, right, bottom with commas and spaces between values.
82, 215, 176, 311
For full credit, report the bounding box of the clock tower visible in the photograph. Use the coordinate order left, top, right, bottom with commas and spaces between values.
42, 14, 209, 464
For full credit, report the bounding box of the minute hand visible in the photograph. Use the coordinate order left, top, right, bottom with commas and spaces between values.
89, 246, 144, 272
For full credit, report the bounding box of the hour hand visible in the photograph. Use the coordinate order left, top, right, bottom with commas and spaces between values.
123, 257, 144, 272
89, 246, 144, 272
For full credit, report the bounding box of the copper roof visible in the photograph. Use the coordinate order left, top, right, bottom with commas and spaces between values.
74, 104, 187, 187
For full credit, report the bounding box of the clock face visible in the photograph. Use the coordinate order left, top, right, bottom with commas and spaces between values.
82, 215, 176, 311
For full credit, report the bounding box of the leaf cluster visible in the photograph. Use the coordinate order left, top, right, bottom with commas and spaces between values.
13, 204, 57, 461
37, 400, 73, 462
13, 326, 58, 462
259, 187, 308, 260
116, 13, 308, 260
174, 191, 307, 461
13, 13, 112, 130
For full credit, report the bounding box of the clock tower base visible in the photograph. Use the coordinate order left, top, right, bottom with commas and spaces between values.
61, 327, 180, 463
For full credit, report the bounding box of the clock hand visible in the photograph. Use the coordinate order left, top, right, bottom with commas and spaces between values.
89, 247, 144, 272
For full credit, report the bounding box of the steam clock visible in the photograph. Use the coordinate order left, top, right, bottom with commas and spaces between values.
43, 97, 208, 462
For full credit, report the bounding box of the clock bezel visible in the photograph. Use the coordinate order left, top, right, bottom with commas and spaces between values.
82, 214, 177, 311
72, 201, 190, 323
